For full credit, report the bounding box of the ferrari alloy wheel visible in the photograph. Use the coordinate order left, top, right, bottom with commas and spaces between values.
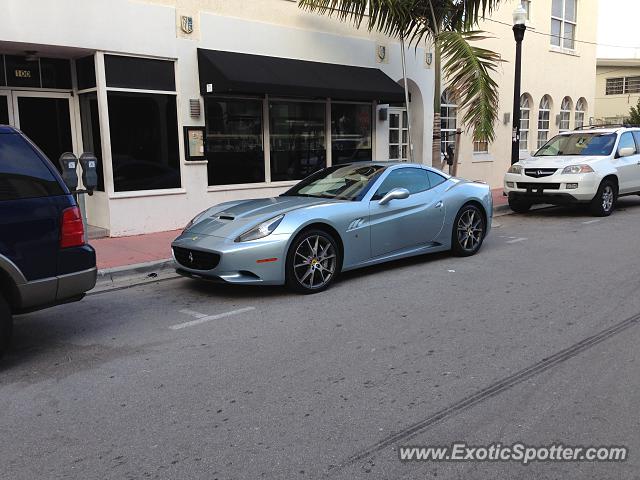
286, 229, 340, 293
452, 205, 486, 257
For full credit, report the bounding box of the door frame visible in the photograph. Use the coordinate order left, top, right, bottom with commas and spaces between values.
0, 90, 15, 125
388, 107, 409, 162
10, 90, 80, 159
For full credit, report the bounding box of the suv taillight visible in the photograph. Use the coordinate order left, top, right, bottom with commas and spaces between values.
60, 206, 85, 248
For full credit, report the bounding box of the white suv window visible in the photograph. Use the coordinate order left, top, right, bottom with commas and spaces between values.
618, 132, 637, 155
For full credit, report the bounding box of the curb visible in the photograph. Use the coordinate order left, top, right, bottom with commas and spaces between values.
94, 258, 178, 293
492, 204, 512, 216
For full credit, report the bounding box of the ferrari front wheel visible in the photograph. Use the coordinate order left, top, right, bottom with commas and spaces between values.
285, 229, 340, 294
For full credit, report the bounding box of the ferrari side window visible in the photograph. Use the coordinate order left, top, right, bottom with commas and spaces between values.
427, 170, 446, 188
373, 167, 429, 200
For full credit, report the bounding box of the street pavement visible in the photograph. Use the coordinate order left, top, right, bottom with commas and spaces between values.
2, 198, 640, 479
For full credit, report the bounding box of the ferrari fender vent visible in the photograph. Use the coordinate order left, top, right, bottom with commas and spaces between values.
173, 247, 221, 270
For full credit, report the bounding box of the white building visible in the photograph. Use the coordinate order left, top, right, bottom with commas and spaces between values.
445, 0, 598, 187
0, 0, 434, 236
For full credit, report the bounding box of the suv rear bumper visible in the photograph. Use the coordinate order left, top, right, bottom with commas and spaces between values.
16, 266, 97, 314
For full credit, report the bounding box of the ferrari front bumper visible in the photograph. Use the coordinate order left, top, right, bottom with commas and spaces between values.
171, 231, 291, 285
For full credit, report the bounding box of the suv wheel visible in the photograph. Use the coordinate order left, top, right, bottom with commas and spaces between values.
590, 180, 617, 217
0, 295, 12, 358
508, 198, 533, 213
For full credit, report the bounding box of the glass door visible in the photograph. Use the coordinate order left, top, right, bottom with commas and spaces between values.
0, 92, 13, 125
11, 91, 77, 171
388, 108, 409, 161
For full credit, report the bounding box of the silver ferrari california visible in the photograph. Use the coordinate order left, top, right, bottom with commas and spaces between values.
171, 162, 492, 293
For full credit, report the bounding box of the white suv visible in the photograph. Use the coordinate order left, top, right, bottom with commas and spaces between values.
504, 126, 640, 216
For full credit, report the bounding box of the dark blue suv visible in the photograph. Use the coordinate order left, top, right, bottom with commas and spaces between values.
0, 126, 97, 356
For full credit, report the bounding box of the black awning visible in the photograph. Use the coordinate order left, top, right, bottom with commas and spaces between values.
197, 49, 405, 103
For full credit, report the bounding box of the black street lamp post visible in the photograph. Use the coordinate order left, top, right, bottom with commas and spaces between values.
511, 5, 527, 165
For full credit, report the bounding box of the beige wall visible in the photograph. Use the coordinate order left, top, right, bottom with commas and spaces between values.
595, 64, 640, 122
138, 0, 399, 43
451, 0, 598, 187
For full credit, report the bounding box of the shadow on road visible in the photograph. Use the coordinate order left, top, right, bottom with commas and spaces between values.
514, 195, 640, 219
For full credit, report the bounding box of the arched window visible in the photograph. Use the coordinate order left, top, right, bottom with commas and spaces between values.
520, 94, 531, 151
440, 89, 457, 155
537, 96, 552, 149
559, 96, 572, 132
575, 98, 587, 128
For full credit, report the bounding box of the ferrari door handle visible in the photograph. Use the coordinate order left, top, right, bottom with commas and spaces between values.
435, 201, 443, 209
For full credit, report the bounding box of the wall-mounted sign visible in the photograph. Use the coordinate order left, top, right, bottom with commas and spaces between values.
181, 15, 194, 34
5, 56, 40, 88
183, 126, 206, 161
425, 52, 433, 67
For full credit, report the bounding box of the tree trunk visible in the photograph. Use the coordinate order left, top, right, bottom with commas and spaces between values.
400, 37, 414, 162
432, 40, 443, 170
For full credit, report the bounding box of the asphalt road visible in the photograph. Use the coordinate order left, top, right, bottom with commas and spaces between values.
2, 198, 640, 480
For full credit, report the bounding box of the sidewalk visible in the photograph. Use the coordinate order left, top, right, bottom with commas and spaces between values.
91, 188, 508, 272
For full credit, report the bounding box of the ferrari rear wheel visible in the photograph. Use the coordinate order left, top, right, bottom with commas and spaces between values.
452, 204, 486, 257
286, 229, 340, 294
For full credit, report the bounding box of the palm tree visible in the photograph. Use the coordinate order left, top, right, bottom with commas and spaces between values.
298, 0, 502, 168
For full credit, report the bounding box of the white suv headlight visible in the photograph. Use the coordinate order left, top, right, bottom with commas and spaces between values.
562, 164, 594, 174
236, 214, 284, 242
507, 164, 522, 174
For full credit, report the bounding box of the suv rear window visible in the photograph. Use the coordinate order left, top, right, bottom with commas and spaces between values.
0, 133, 65, 200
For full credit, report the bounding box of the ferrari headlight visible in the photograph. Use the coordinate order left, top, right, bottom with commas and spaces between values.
236, 214, 284, 242
562, 164, 594, 174
507, 164, 522, 174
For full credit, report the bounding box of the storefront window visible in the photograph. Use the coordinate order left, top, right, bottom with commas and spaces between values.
107, 92, 181, 192
205, 98, 264, 185
269, 101, 326, 181
331, 103, 372, 165
79, 93, 104, 191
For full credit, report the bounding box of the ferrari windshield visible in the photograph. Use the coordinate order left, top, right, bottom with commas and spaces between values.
535, 133, 617, 157
282, 164, 387, 201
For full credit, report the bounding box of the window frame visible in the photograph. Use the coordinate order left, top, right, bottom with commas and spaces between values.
520, 95, 531, 151
440, 89, 457, 156
575, 98, 586, 128
268, 97, 327, 183
97, 52, 183, 198
550, 0, 577, 50
537, 96, 552, 149
606, 77, 625, 95
559, 97, 572, 132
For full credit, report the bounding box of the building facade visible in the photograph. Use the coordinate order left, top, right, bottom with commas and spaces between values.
0, 0, 434, 236
444, 0, 598, 188
595, 58, 640, 124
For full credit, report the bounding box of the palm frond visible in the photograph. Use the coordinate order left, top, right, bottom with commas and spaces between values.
298, 1, 503, 45
439, 30, 502, 143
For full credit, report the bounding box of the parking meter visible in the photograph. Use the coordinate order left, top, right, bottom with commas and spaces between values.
58, 152, 79, 191
79, 153, 99, 195
445, 145, 455, 166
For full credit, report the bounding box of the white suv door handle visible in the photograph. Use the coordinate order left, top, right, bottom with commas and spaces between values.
435, 201, 443, 209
